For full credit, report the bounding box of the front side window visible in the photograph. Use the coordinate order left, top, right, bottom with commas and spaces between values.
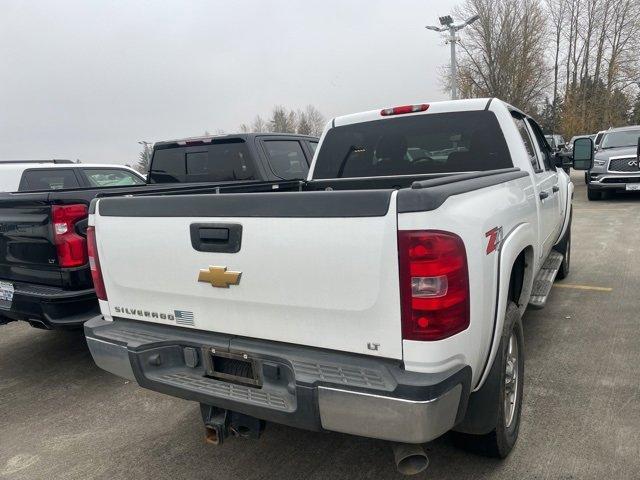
263, 140, 309, 180
19, 169, 80, 191
312, 111, 512, 179
83, 169, 144, 187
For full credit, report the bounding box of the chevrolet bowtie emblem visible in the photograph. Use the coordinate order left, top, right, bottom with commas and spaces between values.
198, 266, 242, 288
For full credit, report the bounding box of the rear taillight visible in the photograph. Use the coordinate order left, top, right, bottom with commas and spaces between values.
86, 226, 107, 301
398, 230, 469, 341
51, 204, 88, 268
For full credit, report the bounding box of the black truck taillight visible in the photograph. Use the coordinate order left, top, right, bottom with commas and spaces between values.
86, 226, 107, 301
51, 204, 88, 268
398, 230, 469, 341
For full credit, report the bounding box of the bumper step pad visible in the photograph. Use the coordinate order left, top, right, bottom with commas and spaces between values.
529, 250, 564, 309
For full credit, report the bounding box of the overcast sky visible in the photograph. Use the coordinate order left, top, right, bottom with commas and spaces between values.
0, 0, 459, 165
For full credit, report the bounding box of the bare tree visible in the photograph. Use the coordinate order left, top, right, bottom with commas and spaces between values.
135, 143, 153, 174
455, 0, 550, 112
268, 106, 297, 133
546, 0, 567, 131
303, 105, 326, 136
238, 106, 325, 135
296, 109, 312, 135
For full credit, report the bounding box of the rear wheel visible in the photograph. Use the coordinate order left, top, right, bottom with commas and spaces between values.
454, 302, 524, 457
587, 187, 601, 201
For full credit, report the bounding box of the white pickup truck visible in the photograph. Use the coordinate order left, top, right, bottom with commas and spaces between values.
84, 98, 593, 475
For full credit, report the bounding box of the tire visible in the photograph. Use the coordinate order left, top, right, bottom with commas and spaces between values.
584, 172, 588, 184
453, 302, 525, 458
554, 215, 571, 280
587, 187, 601, 201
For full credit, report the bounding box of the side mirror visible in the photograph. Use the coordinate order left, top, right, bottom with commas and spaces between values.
572, 137, 594, 170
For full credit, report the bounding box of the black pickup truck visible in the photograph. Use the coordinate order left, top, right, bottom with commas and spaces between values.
0, 133, 317, 329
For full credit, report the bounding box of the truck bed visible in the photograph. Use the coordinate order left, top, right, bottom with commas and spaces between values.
90, 168, 528, 359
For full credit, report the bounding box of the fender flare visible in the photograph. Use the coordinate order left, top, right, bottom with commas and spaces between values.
474, 222, 536, 391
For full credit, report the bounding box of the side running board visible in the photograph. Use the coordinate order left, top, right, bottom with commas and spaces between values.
528, 251, 564, 309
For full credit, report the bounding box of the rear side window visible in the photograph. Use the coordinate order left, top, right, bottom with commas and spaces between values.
312, 111, 512, 179
82, 168, 144, 187
526, 119, 553, 170
19, 169, 80, 191
149, 140, 257, 183
263, 140, 309, 180
512, 117, 540, 172
307, 141, 318, 154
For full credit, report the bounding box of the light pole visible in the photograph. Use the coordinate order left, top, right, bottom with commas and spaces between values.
426, 14, 479, 100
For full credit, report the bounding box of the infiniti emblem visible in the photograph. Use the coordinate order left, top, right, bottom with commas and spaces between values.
629, 160, 639, 167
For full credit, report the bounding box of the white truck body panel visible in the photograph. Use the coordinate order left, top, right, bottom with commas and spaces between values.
95, 197, 404, 359
398, 175, 537, 388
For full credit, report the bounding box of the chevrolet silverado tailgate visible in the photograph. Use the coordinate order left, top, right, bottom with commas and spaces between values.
93, 190, 403, 359
0, 195, 62, 287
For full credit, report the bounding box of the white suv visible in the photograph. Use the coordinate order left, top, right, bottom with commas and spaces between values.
0, 160, 145, 192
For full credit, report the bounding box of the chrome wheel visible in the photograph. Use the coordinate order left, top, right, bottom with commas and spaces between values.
504, 332, 519, 429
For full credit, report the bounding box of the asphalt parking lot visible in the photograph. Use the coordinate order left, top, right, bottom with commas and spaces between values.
1, 172, 639, 480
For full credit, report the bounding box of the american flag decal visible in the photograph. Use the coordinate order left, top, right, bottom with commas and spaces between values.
174, 310, 195, 326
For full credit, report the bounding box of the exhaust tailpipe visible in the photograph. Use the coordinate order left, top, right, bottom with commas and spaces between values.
392, 443, 429, 476
204, 424, 224, 445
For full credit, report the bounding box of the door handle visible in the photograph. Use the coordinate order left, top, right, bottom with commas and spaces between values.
539, 191, 549, 200
190, 223, 242, 253
552, 186, 560, 193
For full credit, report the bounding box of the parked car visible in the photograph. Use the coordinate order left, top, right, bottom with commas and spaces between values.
148, 133, 318, 183
84, 99, 592, 475
586, 125, 640, 200
0, 134, 317, 329
0, 160, 144, 192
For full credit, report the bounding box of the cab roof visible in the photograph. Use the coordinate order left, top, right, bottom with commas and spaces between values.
154, 132, 319, 148
332, 98, 497, 127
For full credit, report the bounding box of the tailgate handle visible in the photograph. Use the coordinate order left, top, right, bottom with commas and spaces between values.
190, 223, 242, 253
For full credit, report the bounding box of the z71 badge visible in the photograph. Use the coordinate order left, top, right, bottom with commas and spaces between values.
485, 226, 503, 254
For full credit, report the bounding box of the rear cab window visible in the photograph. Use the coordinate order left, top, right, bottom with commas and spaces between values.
82, 168, 145, 187
149, 140, 257, 183
263, 140, 309, 180
312, 110, 512, 179
19, 169, 80, 191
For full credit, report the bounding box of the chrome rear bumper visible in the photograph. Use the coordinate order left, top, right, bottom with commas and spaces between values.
85, 316, 470, 443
